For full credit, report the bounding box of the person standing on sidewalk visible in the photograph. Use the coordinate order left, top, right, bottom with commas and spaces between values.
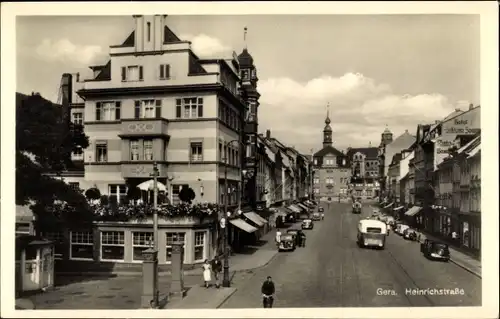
211, 256, 222, 288
275, 229, 282, 247
202, 259, 212, 288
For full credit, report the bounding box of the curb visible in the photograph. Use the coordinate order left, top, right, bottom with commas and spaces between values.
215, 288, 239, 309
449, 258, 482, 279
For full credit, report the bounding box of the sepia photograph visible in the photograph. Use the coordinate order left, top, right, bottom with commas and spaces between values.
1, 2, 498, 318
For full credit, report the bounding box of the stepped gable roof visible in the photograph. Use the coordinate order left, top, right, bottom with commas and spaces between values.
313, 145, 344, 158
345, 147, 378, 159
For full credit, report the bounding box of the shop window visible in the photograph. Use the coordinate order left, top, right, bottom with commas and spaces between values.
100, 231, 125, 261
132, 231, 154, 261
194, 231, 206, 261
166, 232, 185, 263
70, 231, 94, 260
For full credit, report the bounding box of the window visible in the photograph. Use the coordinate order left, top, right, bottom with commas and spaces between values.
96, 101, 121, 121
69, 182, 80, 191
15, 223, 31, 235
135, 100, 161, 119
159, 64, 171, 79
175, 97, 203, 119
144, 140, 153, 160
166, 232, 186, 263
190, 142, 203, 162
147, 22, 151, 41
171, 184, 189, 205
73, 112, 83, 125
109, 184, 127, 204
73, 147, 83, 159
194, 231, 206, 261
101, 231, 125, 261
96, 141, 108, 162
314, 188, 320, 194
122, 65, 143, 82
70, 231, 94, 260
314, 159, 318, 165
41, 232, 64, 260
314, 178, 319, 184
132, 232, 154, 261
219, 141, 223, 161
130, 140, 139, 161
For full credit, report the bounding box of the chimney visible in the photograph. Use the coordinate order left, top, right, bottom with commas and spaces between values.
455, 108, 461, 112
405, 129, 408, 133
435, 120, 440, 124
266, 129, 271, 139
76, 72, 80, 82
469, 103, 474, 110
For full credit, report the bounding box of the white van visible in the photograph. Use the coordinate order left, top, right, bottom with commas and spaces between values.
357, 219, 387, 249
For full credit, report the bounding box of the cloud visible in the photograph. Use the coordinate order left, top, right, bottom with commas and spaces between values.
35, 38, 106, 65
180, 34, 232, 58
258, 73, 462, 152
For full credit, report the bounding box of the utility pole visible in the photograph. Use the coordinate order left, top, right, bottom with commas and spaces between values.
223, 152, 230, 287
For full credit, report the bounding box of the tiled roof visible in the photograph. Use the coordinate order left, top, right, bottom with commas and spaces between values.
313, 145, 344, 157
345, 147, 378, 159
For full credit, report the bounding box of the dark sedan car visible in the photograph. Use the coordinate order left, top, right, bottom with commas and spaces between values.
420, 239, 450, 262
287, 228, 304, 246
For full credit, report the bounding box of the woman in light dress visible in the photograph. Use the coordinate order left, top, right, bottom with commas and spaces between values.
202, 259, 212, 288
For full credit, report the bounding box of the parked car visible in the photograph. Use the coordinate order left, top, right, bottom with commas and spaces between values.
403, 228, 417, 241
420, 239, 450, 262
302, 219, 314, 230
286, 228, 304, 246
285, 213, 296, 223
311, 212, 321, 221
396, 224, 410, 235
278, 234, 296, 252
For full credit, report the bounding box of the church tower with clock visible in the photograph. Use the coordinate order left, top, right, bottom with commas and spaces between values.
238, 27, 261, 209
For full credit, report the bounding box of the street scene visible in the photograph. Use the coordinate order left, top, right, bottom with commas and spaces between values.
7, 6, 492, 315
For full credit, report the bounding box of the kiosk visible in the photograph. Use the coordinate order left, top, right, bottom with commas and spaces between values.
16, 235, 55, 294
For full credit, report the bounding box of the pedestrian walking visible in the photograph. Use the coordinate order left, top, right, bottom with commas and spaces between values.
300, 232, 306, 247
261, 276, 276, 308
202, 259, 212, 288
211, 256, 222, 288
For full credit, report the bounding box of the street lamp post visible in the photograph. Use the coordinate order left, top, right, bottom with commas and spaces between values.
151, 162, 159, 251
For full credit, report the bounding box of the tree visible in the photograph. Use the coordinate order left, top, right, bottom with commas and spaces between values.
127, 186, 142, 201
179, 187, 196, 204
16, 92, 91, 219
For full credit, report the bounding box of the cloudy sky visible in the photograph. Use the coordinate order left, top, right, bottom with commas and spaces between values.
17, 14, 479, 154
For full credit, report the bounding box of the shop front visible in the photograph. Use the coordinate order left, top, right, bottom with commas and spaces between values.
458, 213, 481, 255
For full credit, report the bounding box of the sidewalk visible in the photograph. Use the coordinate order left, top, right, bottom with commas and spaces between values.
165, 286, 237, 309
419, 232, 481, 278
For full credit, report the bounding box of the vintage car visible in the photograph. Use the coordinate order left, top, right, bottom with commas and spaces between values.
385, 216, 395, 225
286, 228, 304, 246
311, 212, 322, 221
318, 206, 324, 213
278, 234, 296, 252
285, 213, 296, 223
302, 219, 314, 230
357, 219, 387, 249
352, 202, 362, 214
395, 223, 410, 235
420, 239, 450, 262
403, 228, 418, 241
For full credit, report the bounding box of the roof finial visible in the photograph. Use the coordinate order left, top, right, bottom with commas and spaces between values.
324, 102, 331, 125
244, 27, 248, 49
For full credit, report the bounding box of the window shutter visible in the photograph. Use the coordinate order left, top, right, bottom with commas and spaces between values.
139, 66, 143, 80
121, 67, 126, 81
134, 101, 141, 119
159, 65, 164, 79
165, 64, 170, 78
175, 99, 182, 118
96, 102, 101, 121
198, 98, 203, 117
155, 100, 162, 118
115, 102, 121, 120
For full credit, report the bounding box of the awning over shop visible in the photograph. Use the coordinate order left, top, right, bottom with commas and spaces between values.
383, 202, 394, 209
243, 212, 267, 227
288, 205, 302, 214
229, 218, 258, 233
394, 206, 404, 211
405, 206, 422, 216
272, 207, 289, 217
297, 203, 309, 211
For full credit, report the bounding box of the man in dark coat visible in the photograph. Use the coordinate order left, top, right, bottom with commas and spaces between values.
211, 256, 223, 288
261, 276, 275, 308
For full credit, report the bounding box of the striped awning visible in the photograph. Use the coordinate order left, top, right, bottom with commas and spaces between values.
405, 206, 422, 216
243, 212, 267, 227
288, 205, 302, 214
229, 218, 258, 233
297, 203, 309, 211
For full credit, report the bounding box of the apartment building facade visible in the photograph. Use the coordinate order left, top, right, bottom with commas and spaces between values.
71, 15, 246, 206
